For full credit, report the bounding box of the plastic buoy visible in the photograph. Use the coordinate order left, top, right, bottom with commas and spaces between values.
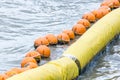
101, 0, 113, 8
36, 45, 51, 58
62, 30, 75, 40
101, 0, 120, 9
112, 0, 120, 8
10, 68, 22, 74
72, 24, 86, 35
77, 19, 91, 28
20, 67, 30, 73
21, 57, 37, 68
99, 6, 111, 12
82, 12, 96, 22
5, 70, 18, 78
34, 37, 49, 48
4, 67, 30, 78
25, 51, 41, 63
92, 9, 104, 20
24, 62, 38, 69
45, 34, 58, 45
0, 74, 8, 80
100, 8, 110, 16
57, 33, 70, 44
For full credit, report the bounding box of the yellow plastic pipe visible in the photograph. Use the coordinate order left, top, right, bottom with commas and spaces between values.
63, 8, 120, 70
7, 57, 79, 80
7, 8, 120, 80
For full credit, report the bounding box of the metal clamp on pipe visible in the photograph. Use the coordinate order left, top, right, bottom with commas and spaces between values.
62, 54, 81, 74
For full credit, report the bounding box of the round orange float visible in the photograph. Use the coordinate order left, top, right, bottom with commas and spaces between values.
25, 51, 41, 63
21, 57, 37, 68
112, 0, 120, 8
100, 8, 110, 16
45, 34, 58, 45
62, 30, 75, 40
82, 12, 96, 22
36, 45, 51, 58
92, 9, 105, 20
10, 68, 22, 74
5, 70, 18, 78
57, 33, 70, 44
99, 6, 111, 12
0, 74, 8, 80
72, 24, 86, 35
20, 67, 30, 73
77, 19, 91, 28
24, 62, 38, 69
100, 0, 113, 8
100, 0, 120, 9
34, 37, 49, 48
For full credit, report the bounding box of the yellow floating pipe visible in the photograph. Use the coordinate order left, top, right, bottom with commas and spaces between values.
63, 8, 120, 70
7, 8, 120, 80
7, 57, 79, 80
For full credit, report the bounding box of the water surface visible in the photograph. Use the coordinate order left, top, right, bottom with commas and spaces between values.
0, 0, 120, 79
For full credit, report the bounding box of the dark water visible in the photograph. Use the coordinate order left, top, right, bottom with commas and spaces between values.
0, 0, 120, 80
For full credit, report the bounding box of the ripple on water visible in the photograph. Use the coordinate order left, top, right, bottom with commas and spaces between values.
1, 0, 120, 79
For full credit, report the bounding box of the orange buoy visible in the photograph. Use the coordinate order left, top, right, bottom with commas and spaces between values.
25, 51, 41, 63
62, 30, 75, 40
92, 9, 104, 20
77, 19, 91, 28
0, 74, 8, 80
21, 57, 37, 68
100, 0, 113, 8
45, 34, 58, 45
57, 33, 70, 44
100, 0, 120, 9
112, 0, 120, 8
82, 12, 96, 23
34, 37, 49, 48
4, 68, 28, 78
100, 8, 110, 16
5, 70, 18, 78
20, 67, 30, 73
24, 62, 38, 69
72, 24, 86, 35
36, 45, 51, 58
10, 68, 22, 74
99, 6, 111, 12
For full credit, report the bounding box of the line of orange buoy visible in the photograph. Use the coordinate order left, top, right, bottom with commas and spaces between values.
0, 0, 120, 80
